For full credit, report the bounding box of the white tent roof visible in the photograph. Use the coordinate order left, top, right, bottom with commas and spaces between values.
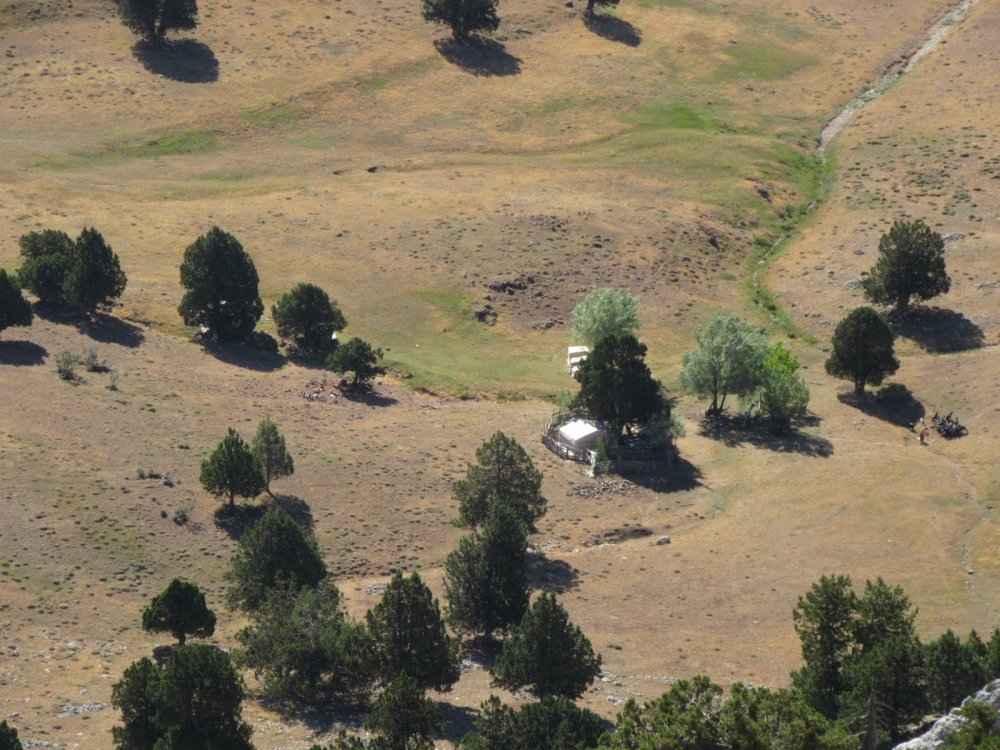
558, 420, 606, 449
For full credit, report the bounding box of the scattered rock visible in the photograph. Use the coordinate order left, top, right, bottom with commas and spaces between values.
975, 280, 998, 289
755, 185, 771, 201
942, 232, 965, 243
655, 535, 671, 546
474, 304, 498, 325
843, 278, 865, 290
57, 702, 107, 716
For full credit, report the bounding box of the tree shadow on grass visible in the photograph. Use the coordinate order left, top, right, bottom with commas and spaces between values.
583, 12, 642, 46
698, 414, 834, 458
622, 454, 705, 494
33, 304, 145, 348
0, 340, 47, 365
272, 493, 315, 529
77, 314, 145, 348
461, 636, 503, 670
529, 552, 580, 593
837, 384, 925, 429
133, 38, 220, 83
254, 695, 368, 736
339, 385, 398, 408
213, 503, 266, 540
203, 336, 286, 372
888, 306, 984, 353
434, 36, 522, 77
438, 702, 479, 744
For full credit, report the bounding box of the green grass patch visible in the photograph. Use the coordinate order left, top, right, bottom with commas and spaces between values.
716, 42, 816, 82
374, 289, 561, 396
114, 128, 218, 159
538, 98, 578, 116
624, 100, 722, 132
242, 104, 303, 128
290, 134, 333, 149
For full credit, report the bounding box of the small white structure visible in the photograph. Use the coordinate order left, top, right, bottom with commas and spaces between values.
567, 345, 590, 377
557, 419, 608, 454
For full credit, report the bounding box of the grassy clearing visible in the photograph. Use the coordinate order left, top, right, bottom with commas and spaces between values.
242, 103, 304, 128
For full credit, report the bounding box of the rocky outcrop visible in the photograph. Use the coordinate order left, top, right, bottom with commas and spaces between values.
894, 680, 1000, 749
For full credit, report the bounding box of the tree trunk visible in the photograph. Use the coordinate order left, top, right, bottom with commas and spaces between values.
854, 377, 865, 395
176, 631, 186, 646
587, 0, 596, 13
895, 295, 909, 314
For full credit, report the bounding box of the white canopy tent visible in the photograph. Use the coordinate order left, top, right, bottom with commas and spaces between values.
557, 419, 608, 453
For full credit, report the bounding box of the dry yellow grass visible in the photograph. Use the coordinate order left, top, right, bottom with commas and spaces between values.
2, 0, 999, 747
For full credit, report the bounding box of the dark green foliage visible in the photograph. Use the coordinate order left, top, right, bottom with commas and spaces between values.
601, 677, 853, 750
325, 336, 387, 386
16, 229, 74, 302
585, 0, 619, 15
862, 219, 950, 313
200, 428, 266, 507
718, 683, 856, 750
0, 269, 33, 334
453, 431, 546, 532
925, 630, 987, 712
366, 571, 459, 692
853, 577, 918, 654
573, 333, 664, 440
62, 228, 127, 314
225, 505, 327, 612
235, 582, 374, 701
983, 628, 1000, 681
492, 593, 601, 699
445, 505, 530, 638
462, 695, 605, 750
842, 635, 927, 744
116, 0, 198, 43
0, 721, 23, 750
111, 646, 253, 750
142, 578, 216, 646
825, 307, 899, 395
112, 657, 161, 750
272, 282, 347, 353
421, 0, 499, 40
791, 575, 859, 718
942, 702, 1000, 749
756, 343, 810, 431
602, 676, 723, 748
251, 418, 294, 496
178, 227, 263, 342
308, 732, 368, 750
365, 672, 441, 750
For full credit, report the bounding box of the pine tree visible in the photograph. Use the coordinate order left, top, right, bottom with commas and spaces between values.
0, 269, 33, 335
825, 307, 899, 395
63, 227, 127, 314
453, 431, 546, 532
251, 418, 294, 496
141, 578, 216, 646
862, 219, 950, 313
365, 672, 441, 750
491, 593, 601, 699
200, 428, 266, 507
366, 572, 460, 691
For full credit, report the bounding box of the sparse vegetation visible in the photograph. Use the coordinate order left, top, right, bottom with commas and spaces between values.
55, 350, 81, 381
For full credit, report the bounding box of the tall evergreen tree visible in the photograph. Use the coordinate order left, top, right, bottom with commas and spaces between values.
366, 571, 459, 692
0, 269, 33, 335
272, 282, 347, 353
178, 227, 263, 342
445, 505, 530, 639
791, 575, 858, 718
16, 229, 74, 303
573, 333, 664, 440
461, 695, 606, 750
365, 672, 441, 750
453, 431, 546, 532
142, 578, 216, 646
62, 227, 127, 314
200, 428, 266, 507
925, 630, 987, 712
491, 593, 602, 700
825, 307, 899, 395
862, 219, 950, 313
0, 721, 24, 750
250, 418, 294, 496
225, 505, 327, 612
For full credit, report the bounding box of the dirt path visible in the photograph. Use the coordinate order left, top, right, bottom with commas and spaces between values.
818, 0, 983, 153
